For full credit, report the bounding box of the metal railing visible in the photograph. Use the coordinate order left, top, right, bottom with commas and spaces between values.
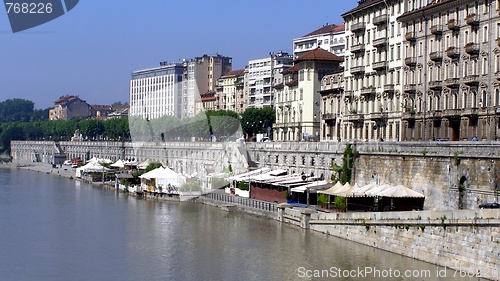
203, 192, 277, 212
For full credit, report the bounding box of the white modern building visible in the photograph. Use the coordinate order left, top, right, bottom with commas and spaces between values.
246, 51, 293, 108
293, 23, 346, 58
129, 62, 184, 119
183, 54, 232, 117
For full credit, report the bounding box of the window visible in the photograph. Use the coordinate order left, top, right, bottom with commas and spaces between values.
484, 26, 488, 42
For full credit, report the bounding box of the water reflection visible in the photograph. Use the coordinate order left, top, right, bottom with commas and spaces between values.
0, 169, 479, 281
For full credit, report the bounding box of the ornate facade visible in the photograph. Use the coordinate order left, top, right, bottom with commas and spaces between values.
341, 0, 406, 142
399, 0, 500, 141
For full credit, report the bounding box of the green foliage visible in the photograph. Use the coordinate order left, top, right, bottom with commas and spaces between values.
0, 124, 26, 152
241, 107, 275, 139
317, 194, 329, 208
0, 99, 36, 122
334, 196, 346, 211
340, 144, 354, 184
453, 152, 461, 167
237, 181, 249, 191
206, 110, 241, 140
145, 162, 162, 173
330, 162, 342, 182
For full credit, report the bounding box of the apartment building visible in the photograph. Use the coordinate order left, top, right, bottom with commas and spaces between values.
215, 69, 245, 113
49, 95, 90, 120
293, 23, 346, 58
274, 48, 343, 141
319, 71, 345, 141
398, 0, 500, 141
129, 62, 184, 119
183, 54, 232, 117
246, 51, 293, 109
341, 0, 406, 141
195, 91, 218, 113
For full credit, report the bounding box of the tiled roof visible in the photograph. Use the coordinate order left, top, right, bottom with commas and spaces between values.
303, 23, 345, 37
221, 69, 245, 78
284, 64, 300, 73
398, 0, 456, 22
341, 0, 383, 17
294, 48, 343, 62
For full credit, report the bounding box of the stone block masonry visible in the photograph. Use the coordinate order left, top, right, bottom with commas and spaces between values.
11, 140, 500, 211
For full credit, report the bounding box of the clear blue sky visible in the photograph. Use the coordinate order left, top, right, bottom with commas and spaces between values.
0, 0, 357, 109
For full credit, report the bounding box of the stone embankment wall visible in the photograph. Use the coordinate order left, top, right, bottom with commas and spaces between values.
10, 141, 249, 177
279, 206, 500, 280
247, 141, 500, 210
11, 140, 500, 211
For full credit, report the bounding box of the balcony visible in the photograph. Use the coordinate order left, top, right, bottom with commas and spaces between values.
447, 19, 460, 31
446, 47, 460, 58
429, 51, 443, 61
430, 24, 443, 35
351, 43, 365, 53
347, 114, 364, 122
430, 110, 443, 119
373, 14, 388, 25
384, 84, 395, 92
369, 112, 387, 120
404, 57, 417, 66
463, 108, 479, 117
361, 86, 376, 95
405, 31, 416, 41
442, 109, 460, 118
373, 37, 388, 48
465, 42, 479, 55
466, 13, 479, 26
464, 75, 479, 86
403, 84, 416, 93
350, 66, 365, 75
444, 77, 460, 88
322, 113, 337, 121
351, 22, 366, 32
402, 112, 416, 121
372, 61, 387, 70
429, 80, 443, 90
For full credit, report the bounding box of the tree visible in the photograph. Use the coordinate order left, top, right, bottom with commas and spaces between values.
0, 99, 35, 122
0, 124, 26, 153
340, 144, 354, 184
241, 107, 275, 139
206, 110, 241, 140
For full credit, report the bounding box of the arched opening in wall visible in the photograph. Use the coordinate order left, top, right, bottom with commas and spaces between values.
458, 175, 467, 210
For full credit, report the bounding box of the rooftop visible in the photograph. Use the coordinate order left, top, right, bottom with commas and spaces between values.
294, 48, 343, 63
302, 23, 345, 37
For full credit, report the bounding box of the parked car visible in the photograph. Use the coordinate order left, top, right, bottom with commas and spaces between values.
479, 202, 500, 209
63, 160, 72, 166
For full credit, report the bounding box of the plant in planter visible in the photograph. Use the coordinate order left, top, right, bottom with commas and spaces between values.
317, 194, 329, 208
334, 196, 346, 212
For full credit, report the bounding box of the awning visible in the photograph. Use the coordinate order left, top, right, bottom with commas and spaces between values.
227, 167, 271, 182
378, 185, 425, 198
290, 181, 330, 193
115, 173, 133, 179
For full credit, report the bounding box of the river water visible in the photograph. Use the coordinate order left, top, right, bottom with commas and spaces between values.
0, 168, 480, 281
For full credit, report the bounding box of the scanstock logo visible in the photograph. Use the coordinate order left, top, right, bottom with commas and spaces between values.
3, 0, 79, 33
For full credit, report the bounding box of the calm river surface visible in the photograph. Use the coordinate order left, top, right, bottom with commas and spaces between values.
0, 168, 480, 281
